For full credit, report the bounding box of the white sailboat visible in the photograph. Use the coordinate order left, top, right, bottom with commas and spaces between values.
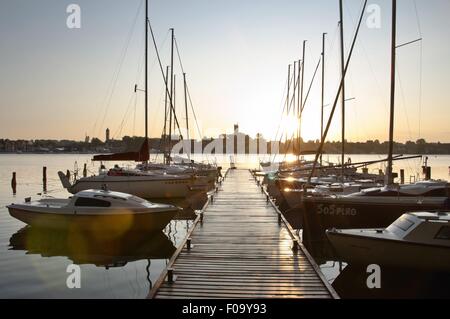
59, 1, 213, 199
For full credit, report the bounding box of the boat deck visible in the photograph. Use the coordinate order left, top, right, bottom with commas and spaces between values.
148, 169, 338, 299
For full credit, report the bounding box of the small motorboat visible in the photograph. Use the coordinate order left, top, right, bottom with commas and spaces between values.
7, 189, 180, 233
326, 211, 450, 271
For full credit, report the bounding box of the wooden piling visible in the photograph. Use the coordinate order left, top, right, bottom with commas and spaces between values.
11, 172, 17, 194
43, 166, 47, 192
83, 163, 87, 178
400, 169, 405, 184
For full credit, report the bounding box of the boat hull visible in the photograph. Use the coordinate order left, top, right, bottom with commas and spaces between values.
327, 230, 450, 272
8, 207, 177, 233
69, 177, 194, 199
302, 197, 448, 239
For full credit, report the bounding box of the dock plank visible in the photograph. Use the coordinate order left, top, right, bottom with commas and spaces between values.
149, 169, 338, 299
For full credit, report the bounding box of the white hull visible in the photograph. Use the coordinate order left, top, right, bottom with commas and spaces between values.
69, 176, 194, 199
327, 230, 450, 271
9, 207, 176, 233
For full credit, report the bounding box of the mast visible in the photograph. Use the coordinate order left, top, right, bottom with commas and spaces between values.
299, 40, 306, 154
163, 65, 169, 160
144, 0, 148, 141
173, 74, 176, 137
339, 0, 346, 182
183, 72, 190, 159
168, 28, 174, 164
321, 32, 326, 166
387, 0, 397, 185
297, 59, 301, 149
285, 64, 291, 152
293, 61, 297, 154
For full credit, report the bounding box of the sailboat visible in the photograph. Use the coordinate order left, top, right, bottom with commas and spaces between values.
58, 0, 211, 199
134, 27, 219, 186
301, 0, 450, 236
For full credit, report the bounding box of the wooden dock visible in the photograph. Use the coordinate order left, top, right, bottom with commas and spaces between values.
149, 169, 338, 299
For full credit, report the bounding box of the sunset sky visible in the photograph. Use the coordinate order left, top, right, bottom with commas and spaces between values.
0, 0, 449, 142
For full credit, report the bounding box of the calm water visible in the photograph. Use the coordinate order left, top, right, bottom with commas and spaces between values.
0, 154, 448, 298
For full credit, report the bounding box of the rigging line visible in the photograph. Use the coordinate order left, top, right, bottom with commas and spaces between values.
273, 76, 289, 141
186, 84, 202, 140
133, 89, 137, 136
269, 76, 290, 164
113, 92, 137, 138
396, 57, 413, 142
413, 0, 423, 139
148, 19, 184, 140
343, 0, 387, 136
174, 37, 186, 74
94, 0, 143, 139
308, 0, 367, 183
300, 57, 322, 114
173, 38, 202, 143
286, 69, 296, 115
323, 23, 340, 80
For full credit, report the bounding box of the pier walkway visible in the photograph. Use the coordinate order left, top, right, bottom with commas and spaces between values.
149, 169, 338, 299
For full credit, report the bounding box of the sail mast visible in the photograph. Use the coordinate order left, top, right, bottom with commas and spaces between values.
183, 73, 190, 159
299, 40, 306, 155
387, 0, 397, 185
285, 64, 291, 152
293, 61, 297, 154
168, 28, 174, 164
163, 65, 169, 160
321, 32, 326, 166
339, 0, 346, 182
144, 0, 148, 141
173, 74, 176, 138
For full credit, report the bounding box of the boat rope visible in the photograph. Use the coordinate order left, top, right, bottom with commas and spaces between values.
413, 0, 423, 140
268, 77, 290, 164
396, 58, 413, 142
300, 56, 321, 115
308, 0, 368, 183
148, 20, 184, 141
91, 0, 144, 140
174, 38, 203, 140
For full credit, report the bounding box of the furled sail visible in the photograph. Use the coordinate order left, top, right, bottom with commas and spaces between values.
92, 139, 149, 162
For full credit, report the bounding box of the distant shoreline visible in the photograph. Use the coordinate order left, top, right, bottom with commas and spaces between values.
0, 152, 449, 156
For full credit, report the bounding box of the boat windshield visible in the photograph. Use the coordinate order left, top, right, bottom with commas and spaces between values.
392, 216, 415, 232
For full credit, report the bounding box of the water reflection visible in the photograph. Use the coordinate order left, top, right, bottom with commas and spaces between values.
302, 232, 450, 298
9, 226, 176, 269
333, 264, 450, 299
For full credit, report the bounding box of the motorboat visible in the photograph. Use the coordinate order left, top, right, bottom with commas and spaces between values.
7, 189, 180, 232
326, 211, 450, 271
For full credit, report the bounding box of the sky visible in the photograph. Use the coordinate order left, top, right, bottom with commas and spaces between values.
0, 0, 449, 143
